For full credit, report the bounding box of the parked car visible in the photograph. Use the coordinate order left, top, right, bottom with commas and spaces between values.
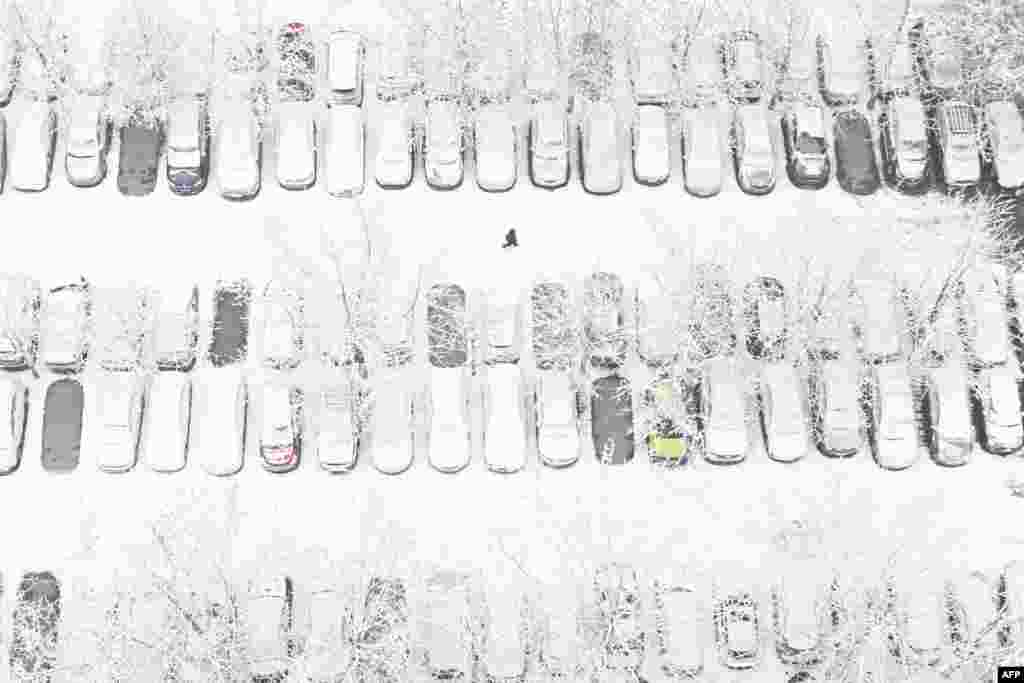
481, 288, 527, 474
0, 375, 28, 474
426, 284, 472, 473
86, 372, 145, 474
9, 572, 61, 678
41, 280, 91, 374
317, 381, 362, 474
0, 32, 20, 107
807, 293, 865, 459
194, 365, 249, 476
327, 30, 365, 106
141, 371, 192, 473
481, 589, 529, 682
593, 564, 645, 671
591, 373, 635, 465
721, 30, 764, 103
474, 100, 518, 192
0, 275, 41, 372
41, 376, 84, 472
714, 592, 761, 670
683, 34, 722, 105
92, 287, 148, 372
261, 281, 304, 371
578, 98, 622, 195
324, 103, 364, 197
682, 106, 724, 197
0, 113, 6, 193
276, 101, 317, 190
64, 95, 110, 187
375, 98, 416, 189
984, 100, 1024, 192
652, 581, 705, 678
277, 22, 316, 103
214, 100, 262, 201
260, 384, 303, 474
365, 365, 418, 475
420, 571, 475, 680
935, 99, 980, 190
529, 97, 570, 189
153, 285, 200, 372
870, 32, 916, 99
209, 280, 251, 368
780, 102, 830, 189
424, 95, 464, 190
832, 109, 880, 195
632, 103, 671, 186
10, 100, 56, 192
301, 582, 348, 679
584, 272, 628, 369
732, 103, 776, 195
117, 120, 162, 196
879, 95, 932, 194
816, 33, 868, 107
912, 19, 964, 98
165, 95, 209, 196
246, 575, 296, 681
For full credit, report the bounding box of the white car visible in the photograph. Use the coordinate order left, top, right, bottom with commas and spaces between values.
632, 103, 670, 186
0, 113, 6, 193
985, 100, 1024, 191
259, 383, 303, 474
245, 575, 295, 679
0, 376, 28, 474
701, 357, 752, 465
424, 96, 464, 190
318, 381, 361, 473
759, 363, 811, 463
64, 95, 109, 188
85, 372, 145, 474
533, 370, 581, 469
92, 287, 148, 372
683, 106, 724, 198
420, 571, 475, 680
529, 98, 570, 189
165, 95, 209, 196
193, 366, 248, 476
365, 365, 419, 475
578, 99, 622, 195
11, 100, 56, 193
152, 285, 200, 372
0, 275, 41, 372
732, 103, 775, 195
40, 281, 91, 374
865, 362, 921, 471
324, 103, 364, 197
214, 101, 262, 200
652, 581, 705, 678
374, 99, 415, 189
427, 366, 474, 474
300, 583, 349, 679
481, 589, 528, 682
141, 371, 192, 473
327, 30, 365, 106
276, 101, 317, 190
474, 103, 517, 192
936, 100, 980, 188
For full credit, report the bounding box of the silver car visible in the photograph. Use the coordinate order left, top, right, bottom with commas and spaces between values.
64, 95, 110, 188
732, 103, 775, 195
324, 103, 364, 197
317, 380, 362, 474
0, 275, 41, 372
165, 95, 209, 196
578, 99, 622, 195
474, 101, 517, 192
327, 30, 365, 106
214, 100, 262, 200
141, 371, 191, 473
374, 98, 416, 189
985, 100, 1024, 191
936, 100, 980, 188
276, 101, 317, 190
529, 98, 570, 189
86, 371, 145, 474
0, 375, 28, 474
632, 103, 670, 186
424, 95, 464, 190
683, 106, 724, 197
41, 280, 91, 374
10, 100, 56, 193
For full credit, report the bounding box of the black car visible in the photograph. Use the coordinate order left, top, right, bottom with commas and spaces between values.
832, 109, 880, 195
117, 121, 163, 196
10, 572, 61, 679
209, 280, 251, 368
878, 96, 933, 195
41, 377, 84, 472
781, 103, 831, 190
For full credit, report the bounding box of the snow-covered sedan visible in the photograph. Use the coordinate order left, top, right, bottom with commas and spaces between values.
276, 101, 317, 190
41, 280, 91, 374
324, 103, 364, 197
732, 103, 775, 195
141, 371, 192, 473
260, 281, 304, 371
984, 100, 1024, 192
682, 106, 724, 198
259, 384, 303, 474
375, 97, 416, 190
10, 100, 56, 193
577, 98, 622, 195
935, 99, 981, 191
879, 95, 932, 195
166, 95, 209, 196
327, 30, 365, 106
64, 95, 110, 188
215, 100, 262, 201
632, 102, 671, 186
0, 275, 41, 372
0, 375, 28, 474
245, 575, 297, 681
426, 283, 473, 473
528, 98, 570, 189
474, 100, 518, 192
85, 371, 146, 473
424, 95, 464, 190
152, 285, 200, 372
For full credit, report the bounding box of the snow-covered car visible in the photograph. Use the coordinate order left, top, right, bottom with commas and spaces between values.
480, 589, 529, 682
652, 581, 705, 678
165, 95, 209, 196
10, 571, 61, 678
732, 103, 775, 195
426, 283, 473, 473
374, 98, 416, 189
276, 101, 317, 190
260, 281, 304, 371
424, 95, 464, 190
246, 575, 296, 680
879, 95, 931, 195
832, 109, 880, 195
530, 281, 581, 468
92, 287, 148, 372
327, 30, 365, 106
193, 366, 248, 476
721, 30, 764, 103
0, 32, 19, 107
141, 371, 192, 473
774, 35, 816, 104
64, 95, 110, 188
365, 365, 418, 475
420, 571, 475, 680
474, 101, 517, 192
301, 582, 348, 679
912, 20, 964, 98
781, 102, 830, 189
816, 33, 868, 107
10, 100, 56, 193
41, 280, 91, 374
152, 285, 200, 372
632, 103, 670, 186
260, 384, 303, 474
701, 358, 751, 465
593, 564, 645, 672
715, 592, 761, 670
214, 101, 262, 201
0, 375, 28, 474
277, 22, 316, 103
871, 32, 916, 99
317, 380, 362, 474
984, 100, 1024, 192
591, 373, 635, 465
481, 286, 526, 473
806, 295, 864, 459
208, 280, 251, 369
528, 98, 570, 189
682, 106, 724, 198
361, 576, 409, 664
85, 371, 145, 474
116, 121, 162, 196
41, 376, 84, 472
584, 272, 628, 370
577, 98, 622, 195
324, 103, 364, 197
935, 100, 980, 190
0, 275, 41, 372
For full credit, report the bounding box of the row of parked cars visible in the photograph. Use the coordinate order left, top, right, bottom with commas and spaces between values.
2, 262, 1024, 476
1, 20, 1021, 199
4, 561, 1022, 681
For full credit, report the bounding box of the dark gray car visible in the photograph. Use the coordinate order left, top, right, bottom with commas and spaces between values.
427, 284, 468, 368
833, 109, 880, 195
10, 571, 60, 679
41, 377, 84, 472
117, 122, 163, 196
209, 281, 251, 368
591, 373, 635, 465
